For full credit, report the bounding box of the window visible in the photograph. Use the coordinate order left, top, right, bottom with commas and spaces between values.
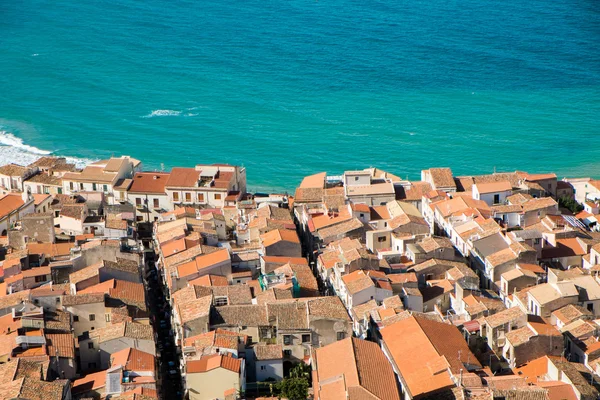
37, 185, 42, 193
337, 332, 345, 341
283, 335, 292, 345
103, 185, 108, 192
197, 193, 204, 202
377, 236, 386, 243
493, 194, 500, 204
92, 183, 97, 191
260, 365, 266, 370
136, 198, 142, 206
302, 334, 310, 343
73, 315, 79, 322
89, 314, 95, 321
534, 238, 541, 245
214, 297, 228, 306
354, 176, 359, 181
79, 183, 84, 190
106, 314, 111, 322
284, 350, 292, 356
69, 182, 74, 190
153, 198, 160, 208
55, 297, 60, 303
173, 192, 179, 201
185, 192, 191, 202
588, 303, 594, 312
57, 188, 62, 194
88, 342, 94, 349
384, 222, 388, 227
35, 275, 46, 283
360, 213, 364, 218
34, 299, 39, 305
55, 211, 60, 218
214, 193, 222, 200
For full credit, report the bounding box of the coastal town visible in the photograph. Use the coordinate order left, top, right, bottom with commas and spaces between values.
0, 156, 599, 400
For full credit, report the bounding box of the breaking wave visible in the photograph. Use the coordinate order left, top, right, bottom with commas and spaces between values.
0, 131, 93, 169
143, 109, 182, 118
0, 132, 51, 155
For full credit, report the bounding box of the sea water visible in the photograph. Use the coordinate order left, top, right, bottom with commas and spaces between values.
0, 0, 598, 191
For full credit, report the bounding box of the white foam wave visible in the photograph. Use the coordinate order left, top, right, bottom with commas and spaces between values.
0, 131, 51, 155
0, 131, 93, 169
143, 109, 182, 118
31, 53, 39, 57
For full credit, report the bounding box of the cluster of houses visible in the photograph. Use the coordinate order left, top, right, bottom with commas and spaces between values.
2, 156, 600, 400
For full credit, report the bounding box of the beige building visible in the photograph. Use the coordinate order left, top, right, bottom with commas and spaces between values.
186, 354, 245, 400
62, 156, 141, 196
165, 164, 246, 209
62, 293, 107, 337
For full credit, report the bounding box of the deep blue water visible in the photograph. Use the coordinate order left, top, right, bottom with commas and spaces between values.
0, 0, 599, 191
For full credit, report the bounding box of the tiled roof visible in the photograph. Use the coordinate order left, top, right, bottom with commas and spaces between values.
342, 270, 375, 295
165, 167, 200, 188
551, 304, 592, 325
72, 370, 107, 394
128, 172, 170, 194
178, 295, 212, 323
307, 297, 350, 321
45, 333, 75, 358
0, 194, 25, 220
314, 337, 401, 400
92, 322, 154, 343
487, 247, 517, 267
267, 301, 308, 330
351, 300, 379, 322
505, 326, 535, 346
483, 307, 525, 329
522, 197, 558, 212
255, 344, 283, 361
44, 310, 71, 333
27, 242, 73, 257
69, 262, 102, 285
59, 204, 85, 220
109, 280, 146, 309
187, 354, 242, 374
211, 285, 252, 306
0, 163, 29, 177
111, 347, 155, 371
380, 315, 480, 398
474, 181, 513, 194
427, 168, 455, 189
318, 218, 364, 240
260, 229, 300, 247
211, 304, 268, 327
103, 257, 140, 274
62, 293, 104, 306
188, 274, 229, 287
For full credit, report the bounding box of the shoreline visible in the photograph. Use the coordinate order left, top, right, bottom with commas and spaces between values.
1, 129, 599, 195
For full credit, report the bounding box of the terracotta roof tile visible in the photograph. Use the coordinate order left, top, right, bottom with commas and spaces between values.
62, 293, 105, 306
186, 354, 242, 374
255, 344, 283, 360
111, 347, 155, 371
128, 172, 170, 194
45, 333, 75, 358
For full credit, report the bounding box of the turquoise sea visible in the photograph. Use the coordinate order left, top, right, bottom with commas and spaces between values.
1, 0, 599, 192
